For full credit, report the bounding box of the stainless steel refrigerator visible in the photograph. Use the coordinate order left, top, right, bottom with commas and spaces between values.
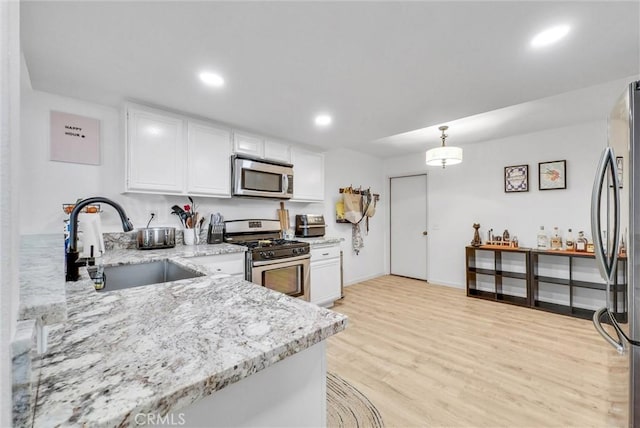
592, 80, 640, 426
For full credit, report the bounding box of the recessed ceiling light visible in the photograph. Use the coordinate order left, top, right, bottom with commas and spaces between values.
531, 25, 570, 48
199, 71, 225, 87
314, 114, 332, 127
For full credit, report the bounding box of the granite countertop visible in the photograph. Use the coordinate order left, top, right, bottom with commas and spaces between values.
19, 235, 68, 325
18, 234, 246, 326
295, 236, 344, 247
22, 235, 348, 427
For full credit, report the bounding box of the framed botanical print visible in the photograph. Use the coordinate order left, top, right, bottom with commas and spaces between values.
538, 160, 567, 190
504, 165, 529, 193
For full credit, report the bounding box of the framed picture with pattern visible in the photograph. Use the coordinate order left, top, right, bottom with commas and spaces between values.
504, 165, 529, 193
538, 160, 567, 190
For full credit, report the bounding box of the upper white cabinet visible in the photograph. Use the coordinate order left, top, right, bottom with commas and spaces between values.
126, 107, 184, 193
125, 103, 231, 198
291, 148, 324, 202
233, 133, 291, 163
264, 139, 291, 163
186, 121, 231, 197
233, 132, 264, 158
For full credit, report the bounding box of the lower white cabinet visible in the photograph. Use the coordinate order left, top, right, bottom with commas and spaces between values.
188, 252, 245, 279
310, 246, 341, 307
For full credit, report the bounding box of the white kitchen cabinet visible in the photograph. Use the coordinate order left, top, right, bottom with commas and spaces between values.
125, 103, 232, 198
310, 246, 341, 307
126, 106, 184, 193
188, 252, 245, 279
291, 148, 325, 202
233, 131, 264, 158
186, 121, 231, 197
264, 139, 291, 163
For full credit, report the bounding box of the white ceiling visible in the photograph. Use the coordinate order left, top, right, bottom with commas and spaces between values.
20, 1, 640, 158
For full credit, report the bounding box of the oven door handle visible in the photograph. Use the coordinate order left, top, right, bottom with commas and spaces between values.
252, 254, 310, 267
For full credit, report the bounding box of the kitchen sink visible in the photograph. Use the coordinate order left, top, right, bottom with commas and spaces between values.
90, 260, 204, 292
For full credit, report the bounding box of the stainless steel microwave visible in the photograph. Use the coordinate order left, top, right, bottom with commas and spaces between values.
232, 155, 294, 199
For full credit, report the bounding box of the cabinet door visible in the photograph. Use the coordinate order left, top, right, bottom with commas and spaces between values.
264, 139, 291, 163
233, 132, 264, 158
187, 122, 231, 197
290, 148, 324, 201
310, 256, 341, 307
187, 253, 245, 276
126, 107, 184, 193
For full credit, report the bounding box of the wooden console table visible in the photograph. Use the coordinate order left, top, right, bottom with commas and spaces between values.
465, 246, 627, 322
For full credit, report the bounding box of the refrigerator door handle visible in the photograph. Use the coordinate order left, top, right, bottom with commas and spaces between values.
590, 147, 625, 351
593, 307, 626, 353
590, 147, 621, 286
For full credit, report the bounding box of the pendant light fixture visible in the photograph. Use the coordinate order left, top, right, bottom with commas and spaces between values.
425, 125, 463, 168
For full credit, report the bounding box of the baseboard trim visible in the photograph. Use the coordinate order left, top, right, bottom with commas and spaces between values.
344, 273, 385, 287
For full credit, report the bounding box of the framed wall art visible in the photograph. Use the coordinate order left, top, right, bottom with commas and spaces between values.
50, 110, 101, 165
504, 164, 529, 193
538, 160, 566, 190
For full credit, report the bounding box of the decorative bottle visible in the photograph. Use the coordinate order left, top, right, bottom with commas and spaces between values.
550, 227, 562, 250
565, 229, 574, 251
537, 226, 548, 250
575, 231, 588, 252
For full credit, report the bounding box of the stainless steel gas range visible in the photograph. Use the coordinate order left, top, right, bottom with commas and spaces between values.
224, 219, 311, 301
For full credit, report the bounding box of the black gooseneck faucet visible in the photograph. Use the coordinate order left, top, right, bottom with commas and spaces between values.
65, 197, 134, 281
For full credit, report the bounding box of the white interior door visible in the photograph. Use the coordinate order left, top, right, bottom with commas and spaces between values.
390, 174, 428, 280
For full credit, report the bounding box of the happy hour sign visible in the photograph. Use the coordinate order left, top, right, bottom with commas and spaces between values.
50, 110, 100, 165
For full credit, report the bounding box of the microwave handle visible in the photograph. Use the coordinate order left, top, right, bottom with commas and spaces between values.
283, 174, 289, 194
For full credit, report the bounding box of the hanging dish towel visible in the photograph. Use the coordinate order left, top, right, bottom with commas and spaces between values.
352, 223, 364, 255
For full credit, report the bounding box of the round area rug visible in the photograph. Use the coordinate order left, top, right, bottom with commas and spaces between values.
327, 372, 384, 428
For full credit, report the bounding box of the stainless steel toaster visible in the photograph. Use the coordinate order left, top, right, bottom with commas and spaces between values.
136, 227, 176, 250
295, 214, 326, 238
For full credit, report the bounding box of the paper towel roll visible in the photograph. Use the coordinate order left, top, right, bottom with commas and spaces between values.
78, 213, 105, 258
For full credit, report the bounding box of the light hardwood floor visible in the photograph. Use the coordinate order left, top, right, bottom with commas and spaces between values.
326, 275, 629, 428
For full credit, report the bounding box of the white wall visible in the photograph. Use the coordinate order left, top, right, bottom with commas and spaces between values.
1, 0, 21, 425
322, 148, 386, 285
20, 85, 386, 285
384, 121, 607, 288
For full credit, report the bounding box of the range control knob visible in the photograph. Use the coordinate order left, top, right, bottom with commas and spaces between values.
268, 251, 275, 258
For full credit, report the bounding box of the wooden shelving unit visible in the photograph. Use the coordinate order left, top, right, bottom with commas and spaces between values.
531, 250, 627, 322
465, 246, 531, 308
465, 246, 628, 322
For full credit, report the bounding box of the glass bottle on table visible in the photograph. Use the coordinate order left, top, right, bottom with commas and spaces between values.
565, 229, 575, 251
537, 226, 548, 250
550, 227, 562, 250
575, 231, 588, 252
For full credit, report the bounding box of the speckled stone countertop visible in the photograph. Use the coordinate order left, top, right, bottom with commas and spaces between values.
19, 235, 69, 325
24, 236, 348, 427
295, 236, 344, 247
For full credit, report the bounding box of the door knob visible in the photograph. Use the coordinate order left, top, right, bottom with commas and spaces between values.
423, 231, 428, 236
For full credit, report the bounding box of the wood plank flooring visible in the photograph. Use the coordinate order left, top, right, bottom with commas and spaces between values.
326, 275, 629, 428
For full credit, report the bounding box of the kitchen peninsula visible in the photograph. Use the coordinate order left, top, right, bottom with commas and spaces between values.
16, 235, 347, 427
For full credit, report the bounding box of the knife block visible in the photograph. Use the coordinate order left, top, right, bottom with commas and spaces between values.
207, 224, 223, 244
